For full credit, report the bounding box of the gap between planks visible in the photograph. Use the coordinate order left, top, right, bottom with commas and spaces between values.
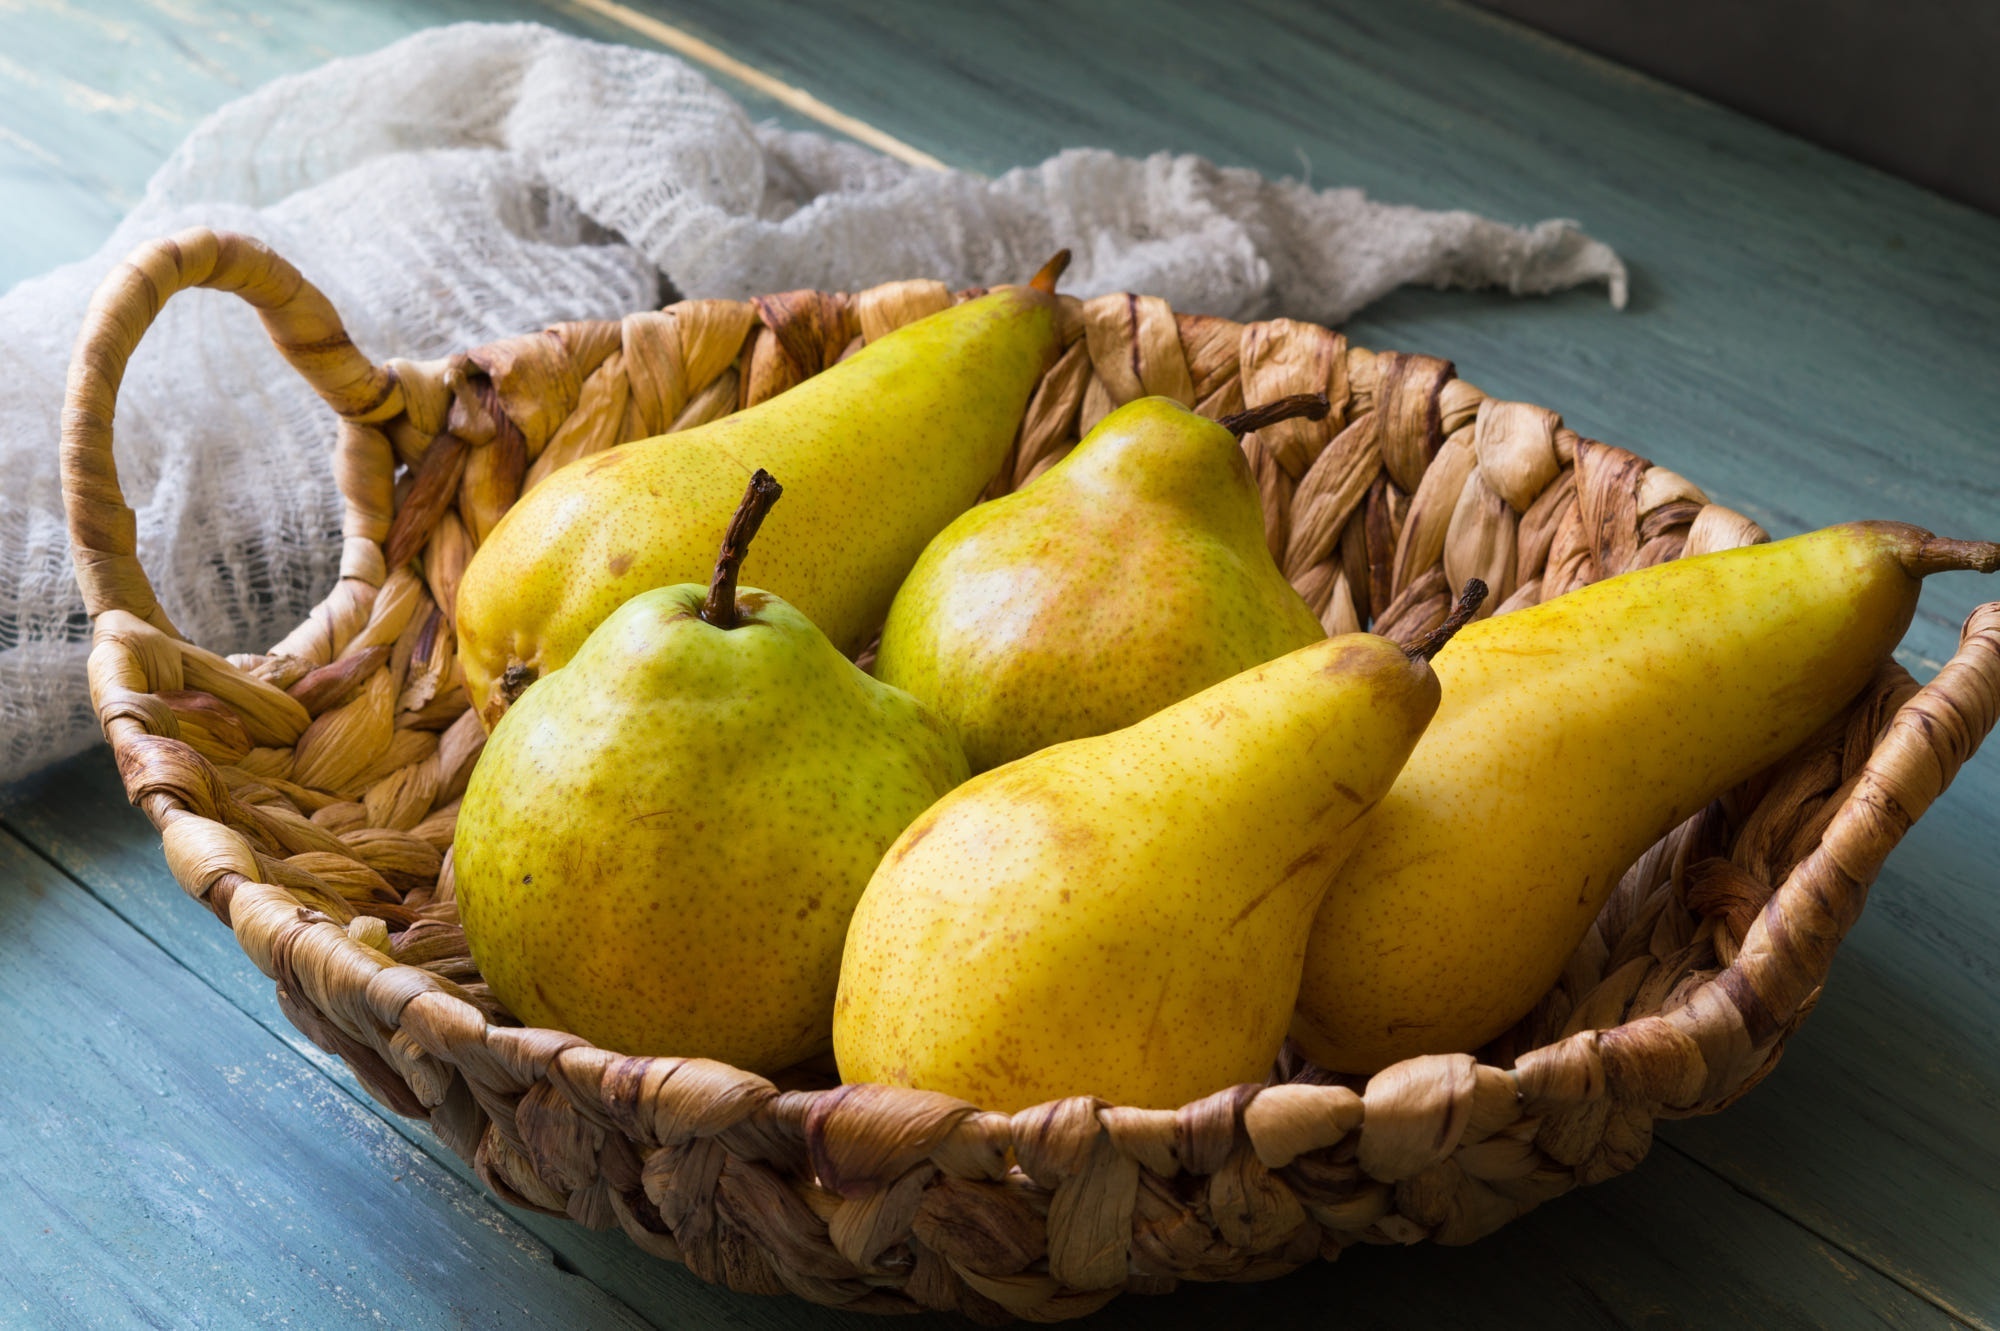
1653, 1134, 1984, 1331
555, 0, 952, 171
0, 816, 671, 1331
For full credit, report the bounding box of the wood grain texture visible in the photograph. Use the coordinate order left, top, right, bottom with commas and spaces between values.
0, 748, 1969, 1330
0, 754, 874, 1331
0, 823, 655, 1331
1470, 0, 2000, 216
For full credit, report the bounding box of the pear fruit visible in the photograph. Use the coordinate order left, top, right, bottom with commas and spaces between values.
833, 586, 1485, 1111
875, 394, 1332, 771
456, 256, 1070, 728
454, 472, 969, 1073
1293, 521, 2000, 1074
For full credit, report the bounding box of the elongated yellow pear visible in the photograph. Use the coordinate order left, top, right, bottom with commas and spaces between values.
1293, 521, 2000, 1073
875, 394, 1331, 771
456, 474, 968, 1073
834, 589, 1484, 1112
456, 257, 1068, 727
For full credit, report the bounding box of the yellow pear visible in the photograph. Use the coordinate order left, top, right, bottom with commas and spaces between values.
455, 258, 1068, 727
874, 394, 1331, 772
834, 588, 1483, 1111
1292, 521, 2000, 1073
455, 474, 968, 1073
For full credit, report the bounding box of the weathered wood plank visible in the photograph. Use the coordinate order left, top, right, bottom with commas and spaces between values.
0, 749, 1967, 1329
0, 823, 655, 1331
0, 755, 878, 1331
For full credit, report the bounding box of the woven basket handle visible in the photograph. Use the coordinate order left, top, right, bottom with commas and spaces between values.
1733, 604, 2000, 1006
61, 227, 399, 639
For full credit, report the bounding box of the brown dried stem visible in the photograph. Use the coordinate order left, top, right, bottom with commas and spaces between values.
1406, 579, 1489, 661
1907, 535, 2000, 577
700, 469, 784, 630
1029, 250, 1072, 294
1218, 393, 1331, 437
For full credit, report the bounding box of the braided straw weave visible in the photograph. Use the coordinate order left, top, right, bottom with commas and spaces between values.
64, 229, 2000, 1321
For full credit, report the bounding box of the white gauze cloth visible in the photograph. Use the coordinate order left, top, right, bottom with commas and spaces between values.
0, 22, 1625, 784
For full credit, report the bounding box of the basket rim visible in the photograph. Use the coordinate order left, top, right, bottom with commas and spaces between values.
57, 225, 2000, 1310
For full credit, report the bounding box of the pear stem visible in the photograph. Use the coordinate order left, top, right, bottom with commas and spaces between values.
1029, 249, 1072, 295
1406, 580, 1490, 661
1217, 393, 1331, 437
1906, 535, 2000, 577
700, 469, 783, 630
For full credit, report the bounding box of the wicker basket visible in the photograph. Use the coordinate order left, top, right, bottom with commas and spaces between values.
64, 228, 2000, 1322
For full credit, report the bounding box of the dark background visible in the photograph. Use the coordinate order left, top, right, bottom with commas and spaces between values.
1475, 0, 2000, 215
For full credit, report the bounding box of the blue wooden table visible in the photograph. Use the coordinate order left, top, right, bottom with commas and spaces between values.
4, 1, 1998, 1326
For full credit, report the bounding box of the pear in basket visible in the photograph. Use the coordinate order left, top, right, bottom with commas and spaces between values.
874, 394, 1331, 772
833, 584, 1486, 1112
454, 473, 968, 1074
455, 255, 1073, 729
1292, 520, 2000, 1074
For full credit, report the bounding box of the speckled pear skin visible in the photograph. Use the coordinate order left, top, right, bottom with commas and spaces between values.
454, 584, 969, 1074
874, 396, 1328, 772
833, 632, 1439, 1113
1292, 522, 1943, 1075
456, 285, 1060, 728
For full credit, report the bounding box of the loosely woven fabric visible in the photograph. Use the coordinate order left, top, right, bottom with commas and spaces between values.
0, 21, 1625, 783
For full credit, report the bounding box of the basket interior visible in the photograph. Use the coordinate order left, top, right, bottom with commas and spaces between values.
65, 254, 1979, 1319
127, 280, 1909, 1115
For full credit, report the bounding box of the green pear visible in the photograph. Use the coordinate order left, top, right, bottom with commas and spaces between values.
1293, 521, 2000, 1074
834, 587, 1483, 1111
457, 257, 1070, 728
455, 473, 969, 1073
874, 394, 1332, 772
